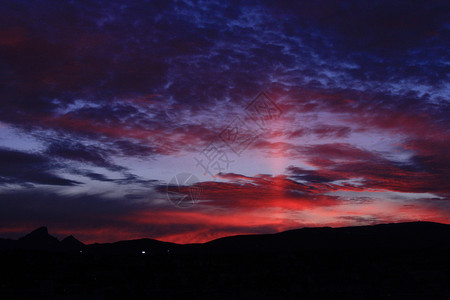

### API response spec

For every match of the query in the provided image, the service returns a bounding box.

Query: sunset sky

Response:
[0,0,449,244]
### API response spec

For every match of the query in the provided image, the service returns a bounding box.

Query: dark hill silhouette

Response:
[86,238,180,255]
[16,226,61,251]
[61,235,84,252]
[200,221,450,254]
[1,221,449,255]
[1,222,449,299]
[0,227,85,252]
[0,237,14,250]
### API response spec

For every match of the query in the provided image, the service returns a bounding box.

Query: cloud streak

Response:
[0,0,448,242]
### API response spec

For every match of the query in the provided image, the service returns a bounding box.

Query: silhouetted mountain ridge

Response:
[61,235,85,251]
[1,222,450,299]
[0,226,84,252]
[0,222,449,254]
[202,221,450,254]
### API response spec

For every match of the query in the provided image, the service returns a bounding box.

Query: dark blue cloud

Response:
[0,148,80,186]
[1,0,447,127]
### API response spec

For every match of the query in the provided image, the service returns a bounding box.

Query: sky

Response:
[0,0,449,244]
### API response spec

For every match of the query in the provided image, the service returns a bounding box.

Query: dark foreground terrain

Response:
[1,222,449,299]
